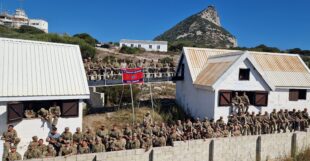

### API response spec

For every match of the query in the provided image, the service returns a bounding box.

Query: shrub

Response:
[17,25,45,34]
[120,46,145,54]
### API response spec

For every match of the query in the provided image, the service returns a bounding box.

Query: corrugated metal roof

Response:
[0,38,90,98]
[120,39,167,45]
[182,47,310,89]
[251,52,310,87]
[193,53,242,88]
[184,47,240,81]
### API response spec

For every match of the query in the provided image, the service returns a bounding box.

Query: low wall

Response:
[89,87,105,108]
[24,131,310,161]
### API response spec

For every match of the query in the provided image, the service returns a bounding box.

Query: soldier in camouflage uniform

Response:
[42,145,56,158]
[78,140,90,154]
[23,144,42,160]
[37,108,51,124]
[1,125,20,146]
[83,128,94,143]
[270,109,278,133]
[49,102,61,127]
[29,136,39,149]
[37,139,47,155]
[60,127,73,142]
[59,140,74,156]
[5,146,21,161]
[73,127,83,144]
[128,133,141,149]
[143,111,153,126]
[96,125,109,142]
[91,137,105,153]
[24,104,36,119]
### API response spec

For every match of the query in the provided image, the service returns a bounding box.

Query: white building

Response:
[0,9,48,33]
[0,38,89,154]
[120,39,168,52]
[175,47,310,121]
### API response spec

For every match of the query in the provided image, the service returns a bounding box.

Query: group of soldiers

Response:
[84,57,176,80]
[2,108,310,160]
[24,102,61,127]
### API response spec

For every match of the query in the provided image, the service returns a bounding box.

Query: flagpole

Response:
[150,83,154,118]
[130,84,135,125]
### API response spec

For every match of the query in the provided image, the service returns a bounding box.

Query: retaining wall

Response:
[24,131,310,161]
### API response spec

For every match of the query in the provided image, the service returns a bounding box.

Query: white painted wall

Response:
[176,57,215,120]
[28,19,48,33]
[214,59,270,121]
[0,100,84,155]
[214,59,310,121]
[120,42,168,52]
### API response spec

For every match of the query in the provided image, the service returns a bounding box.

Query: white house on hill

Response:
[175,47,310,121]
[120,39,168,52]
[0,38,90,154]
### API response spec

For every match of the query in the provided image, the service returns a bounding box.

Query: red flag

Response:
[122,68,144,84]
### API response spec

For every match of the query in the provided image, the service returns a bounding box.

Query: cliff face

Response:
[154,5,238,48]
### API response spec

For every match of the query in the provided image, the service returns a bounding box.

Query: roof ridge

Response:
[0,37,80,48]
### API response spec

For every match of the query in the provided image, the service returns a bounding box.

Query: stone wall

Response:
[24,131,310,161]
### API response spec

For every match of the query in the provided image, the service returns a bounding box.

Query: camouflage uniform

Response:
[6,146,21,161]
[42,145,57,158]
[23,145,42,160]
[1,127,20,146]
[49,104,61,126]
[59,144,74,156]
[73,128,84,143]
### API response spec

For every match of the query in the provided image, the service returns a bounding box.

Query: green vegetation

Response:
[0,25,97,58]
[73,33,99,47]
[119,46,145,54]
[231,45,310,68]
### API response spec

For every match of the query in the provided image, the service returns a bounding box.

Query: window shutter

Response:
[289,89,299,101]
[218,91,232,106]
[255,91,268,106]
[7,102,24,123]
[61,101,79,117]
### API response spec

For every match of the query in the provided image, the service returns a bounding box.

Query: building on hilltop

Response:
[0,38,89,154]
[120,39,168,52]
[0,9,48,33]
[174,47,310,121]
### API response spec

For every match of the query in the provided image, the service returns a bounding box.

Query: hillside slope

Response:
[154,6,237,48]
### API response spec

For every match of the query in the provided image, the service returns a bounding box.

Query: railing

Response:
[87,67,175,86]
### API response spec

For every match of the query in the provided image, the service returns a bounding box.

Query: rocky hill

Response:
[154,5,238,48]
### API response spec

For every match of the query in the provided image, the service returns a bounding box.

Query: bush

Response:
[73,33,99,47]
[17,25,45,34]
[120,46,145,54]
[0,26,97,58]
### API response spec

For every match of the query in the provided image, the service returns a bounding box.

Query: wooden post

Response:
[150,83,155,118]
[130,84,135,125]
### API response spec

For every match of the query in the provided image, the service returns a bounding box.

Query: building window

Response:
[138,44,141,48]
[289,89,307,101]
[218,91,268,107]
[239,69,250,80]
[157,45,160,50]
[131,44,134,47]
[149,45,152,49]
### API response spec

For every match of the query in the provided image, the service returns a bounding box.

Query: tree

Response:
[73,33,99,46]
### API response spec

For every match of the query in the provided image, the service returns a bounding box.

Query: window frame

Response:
[239,68,250,81]
[289,89,307,101]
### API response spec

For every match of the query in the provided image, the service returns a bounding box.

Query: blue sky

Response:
[1,0,310,50]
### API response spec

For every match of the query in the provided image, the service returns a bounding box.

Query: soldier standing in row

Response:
[49,102,61,127]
